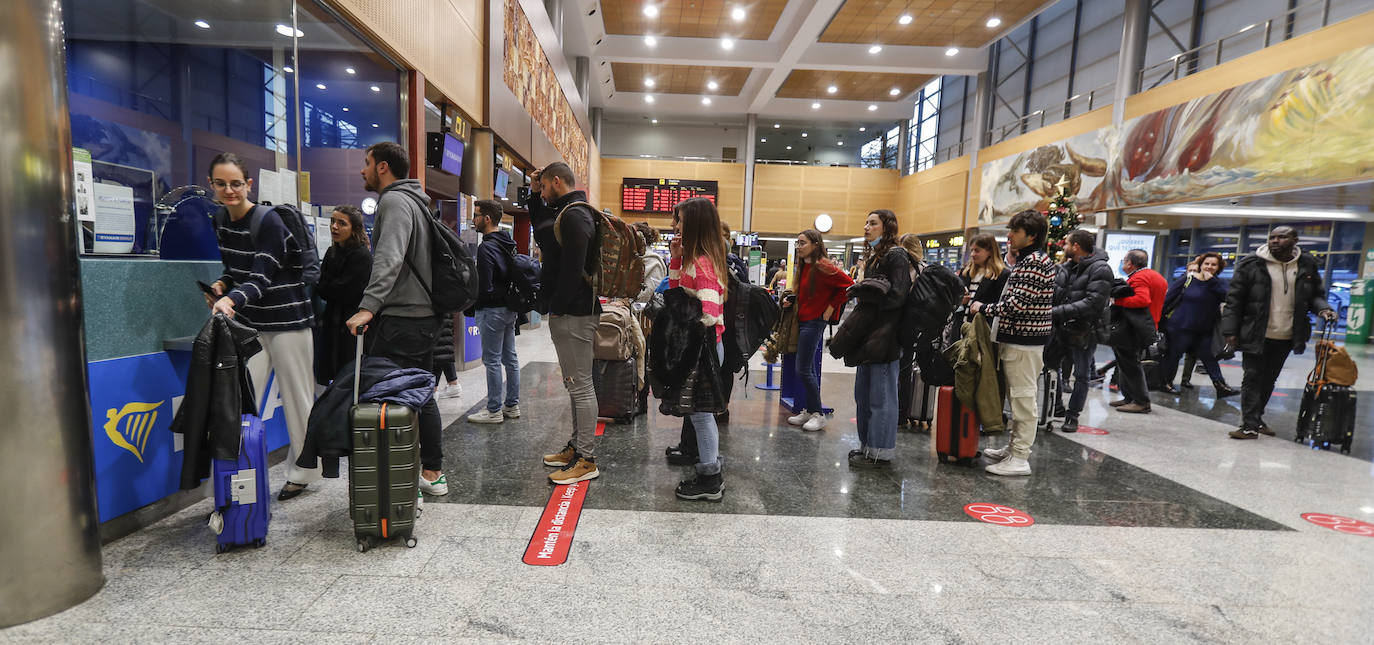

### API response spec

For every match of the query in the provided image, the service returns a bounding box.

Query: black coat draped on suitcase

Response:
[171,314,263,490]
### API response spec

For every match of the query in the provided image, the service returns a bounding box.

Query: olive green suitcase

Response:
[349,332,420,552]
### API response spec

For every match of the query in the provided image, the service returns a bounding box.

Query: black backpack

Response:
[722,270,781,374]
[504,247,542,314]
[214,202,321,284]
[397,194,478,315]
[900,255,964,350]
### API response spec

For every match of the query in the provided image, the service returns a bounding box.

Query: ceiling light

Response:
[345,67,356,74]
[773,123,780,128]
[282,65,294,73]
[371,123,379,128]
[341,107,349,112]
[801,132,808,137]
[889,87,901,96]
[945,47,959,56]
[645,94,655,103]
[786,145,793,150]
[867,104,878,111]
[644,78,655,88]
[707,80,719,90]
[827,85,838,94]
[645,35,658,47]
[811,102,821,109]
[859,126,866,132]
[986,17,1003,28]
[1164,205,1364,220]
[701,97,712,105]
[643,4,658,18]
[760,138,766,142]
[194,20,210,29]
[316,83,327,90]
[732,6,747,21]
[868,45,882,54]
[721,37,735,50]
[898,14,913,25]
[370,85,380,92]
[651,118,658,123]
[1136,219,1148,225]
[837,141,844,146]
[275,24,303,38]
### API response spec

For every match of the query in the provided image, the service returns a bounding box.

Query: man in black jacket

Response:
[1221,226,1336,440]
[530,162,602,484]
[1050,230,1113,433]
[467,199,523,425]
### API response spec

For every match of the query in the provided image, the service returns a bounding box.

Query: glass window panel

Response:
[1168,229,1192,256]
[1333,222,1365,252]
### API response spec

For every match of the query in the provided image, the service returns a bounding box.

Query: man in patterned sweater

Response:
[969,210,1057,476]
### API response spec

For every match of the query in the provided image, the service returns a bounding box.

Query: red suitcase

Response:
[935,386,980,465]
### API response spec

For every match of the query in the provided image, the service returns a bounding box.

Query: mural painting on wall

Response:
[502,0,589,184]
[980,45,1374,223]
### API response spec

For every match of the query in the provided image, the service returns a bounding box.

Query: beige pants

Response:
[998,343,1044,459]
[246,328,321,485]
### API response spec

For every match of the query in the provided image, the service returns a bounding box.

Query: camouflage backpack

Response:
[554,202,646,299]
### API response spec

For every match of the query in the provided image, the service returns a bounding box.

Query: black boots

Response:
[675,471,723,501]
[1213,378,1239,398]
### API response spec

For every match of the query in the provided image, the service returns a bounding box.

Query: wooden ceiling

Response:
[612,62,753,96]
[819,0,1046,48]
[776,70,936,101]
[600,0,788,40]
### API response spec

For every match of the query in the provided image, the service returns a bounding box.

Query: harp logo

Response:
[102,400,164,463]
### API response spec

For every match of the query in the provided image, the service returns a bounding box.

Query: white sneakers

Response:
[986,456,1032,476]
[437,382,463,399]
[503,405,522,419]
[983,445,1010,463]
[419,473,449,496]
[467,409,504,424]
[802,412,827,432]
[787,411,811,426]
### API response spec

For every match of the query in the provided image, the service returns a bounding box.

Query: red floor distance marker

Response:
[1076,426,1109,435]
[522,481,590,565]
[595,421,605,437]
[964,503,1035,527]
[1300,513,1374,537]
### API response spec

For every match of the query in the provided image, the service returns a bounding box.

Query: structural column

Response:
[464,127,496,199]
[0,0,105,627]
[742,113,757,231]
[1113,0,1151,125]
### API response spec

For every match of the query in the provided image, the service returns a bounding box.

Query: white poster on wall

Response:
[92,183,136,254]
[279,168,298,207]
[257,168,280,206]
[73,147,96,222]
[314,216,331,257]
[1104,232,1158,278]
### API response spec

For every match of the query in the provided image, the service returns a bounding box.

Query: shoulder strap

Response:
[246,204,271,241]
[553,201,598,246]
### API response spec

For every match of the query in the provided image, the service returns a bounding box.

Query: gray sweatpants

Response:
[548,314,599,457]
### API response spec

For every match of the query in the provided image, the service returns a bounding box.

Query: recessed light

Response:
[644,94,655,103]
[721,37,735,50]
[345,67,356,74]
[644,78,655,88]
[811,102,821,109]
[275,24,303,38]
[371,123,379,128]
[898,14,913,25]
[868,44,882,54]
[707,80,719,90]
[945,47,959,56]
[370,85,381,92]
[889,87,901,96]
[986,17,1003,28]
[701,97,712,105]
[827,85,838,94]
[731,6,747,21]
[651,118,658,123]
[859,127,866,132]
[801,132,808,137]
[341,107,349,112]
[194,20,210,29]
[837,141,844,146]
[1136,219,1148,224]
[282,65,294,73]
[786,145,792,150]
[773,123,780,128]
[645,35,657,47]
[643,5,658,18]
[867,104,878,111]
[316,83,327,90]
[760,138,766,142]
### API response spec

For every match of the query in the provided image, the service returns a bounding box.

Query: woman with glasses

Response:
[205,153,320,501]
[314,205,372,386]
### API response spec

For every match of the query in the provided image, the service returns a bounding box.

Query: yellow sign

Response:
[102,401,163,463]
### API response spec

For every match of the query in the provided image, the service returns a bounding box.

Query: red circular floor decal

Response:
[964,503,1035,527]
[1301,513,1374,537]
[1077,426,1109,435]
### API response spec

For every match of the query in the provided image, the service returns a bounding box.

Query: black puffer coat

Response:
[1220,247,1330,355]
[1051,248,1113,348]
[315,243,371,384]
[433,314,456,366]
[830,247,911,366]
[649,287,727,416]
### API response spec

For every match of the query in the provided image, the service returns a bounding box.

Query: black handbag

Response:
[1108,305,1156,350]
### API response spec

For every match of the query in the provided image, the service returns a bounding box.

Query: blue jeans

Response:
[796,319,826,413]
[1064,343,1095,418]
[477,307,520,412]
[855,359,900,460]
[688,341,725,475]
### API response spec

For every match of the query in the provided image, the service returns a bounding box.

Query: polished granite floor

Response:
[6,331,1374,643]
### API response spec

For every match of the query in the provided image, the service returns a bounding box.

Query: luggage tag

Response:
[207,510,225,535]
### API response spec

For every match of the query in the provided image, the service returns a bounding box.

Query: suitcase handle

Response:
[353,326,367,406]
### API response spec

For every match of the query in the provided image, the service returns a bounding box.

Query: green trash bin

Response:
[1347,279,1373,345]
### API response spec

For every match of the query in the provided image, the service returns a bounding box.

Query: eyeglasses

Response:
[211,180,248,191]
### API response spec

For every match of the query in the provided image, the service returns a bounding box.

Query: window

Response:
[908,77,942,173]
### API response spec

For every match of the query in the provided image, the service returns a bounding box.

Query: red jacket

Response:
[796,260,854,322]
[1116,268,1168,324]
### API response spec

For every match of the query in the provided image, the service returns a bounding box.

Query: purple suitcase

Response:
[211,415,271,553]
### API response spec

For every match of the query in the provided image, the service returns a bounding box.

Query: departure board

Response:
[620,178,718,213]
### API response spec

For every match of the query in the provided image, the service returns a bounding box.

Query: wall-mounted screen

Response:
[427,132,465,177]
[620,178,718,213]
[494,169,509,198]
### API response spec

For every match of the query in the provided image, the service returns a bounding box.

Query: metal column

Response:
[0,0,105,627]
[544,0,564,44]
[1113,0,1151,125]
[742,113,757,231]
[463,128,496,199]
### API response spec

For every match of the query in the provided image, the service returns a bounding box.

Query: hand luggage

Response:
[349,331,420,552]
[593,357,641,423]
[1036,367,1060,432]
[907,368,937,429]
[210,415,270,553]
[934,386,980,466]
[1296,324,1357,454]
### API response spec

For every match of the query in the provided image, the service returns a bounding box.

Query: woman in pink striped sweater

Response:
[666,197,730,501]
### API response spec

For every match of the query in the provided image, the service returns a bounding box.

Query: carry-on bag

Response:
[1036,367,1060,432]
[934,385,980,465]
[907,368,937,429]
[1296,324,1357,454]
[349,330,420,551]
[210,415,270,553]
[593,357,641,423]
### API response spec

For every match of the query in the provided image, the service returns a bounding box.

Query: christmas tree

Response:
[1044,175,1082,261]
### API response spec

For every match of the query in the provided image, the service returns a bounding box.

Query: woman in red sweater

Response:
[784,229,854,431]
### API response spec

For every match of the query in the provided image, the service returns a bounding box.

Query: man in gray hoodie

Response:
[346,141,448,495]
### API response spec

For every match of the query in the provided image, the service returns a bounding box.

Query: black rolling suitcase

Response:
[349,331,421,552]
[1037,367,1060,432]
[907,368,937,429]
[1296,325,1357,454]
[593,357,641,423]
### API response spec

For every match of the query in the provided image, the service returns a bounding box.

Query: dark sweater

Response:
[1164,274,1229,333]
[476,229,517,310]
[530,190,600,316]
[216,206,313,331]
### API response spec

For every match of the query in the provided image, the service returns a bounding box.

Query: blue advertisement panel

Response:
[88,352,288,522]
[463,315,482,362]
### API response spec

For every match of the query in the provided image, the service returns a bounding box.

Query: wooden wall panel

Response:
[750,165,899,236]
[897,155,970,235]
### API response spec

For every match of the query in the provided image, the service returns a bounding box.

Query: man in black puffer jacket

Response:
[1050,230,1113,432]
[1220,226,1336,440]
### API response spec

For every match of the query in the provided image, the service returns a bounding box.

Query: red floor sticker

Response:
[595,421,605,436]
[1077,426,1109,435]
[1301,513,1374,537]
[964,503,1035,527]
[523,481,590,565]
[1271,392,1289,397]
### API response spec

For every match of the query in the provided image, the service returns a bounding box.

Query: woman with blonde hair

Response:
[959,233,1009,321]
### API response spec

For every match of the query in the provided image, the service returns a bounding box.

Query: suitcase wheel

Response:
[216,544,228,555]
[405,535,418,549]
[253,538,266,549]
[356,538,371,553]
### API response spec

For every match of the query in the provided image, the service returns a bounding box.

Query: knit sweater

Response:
[216,206,313,331]
[669,254,725,342]
[796,260,854,322]
[980,246,1055,345]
